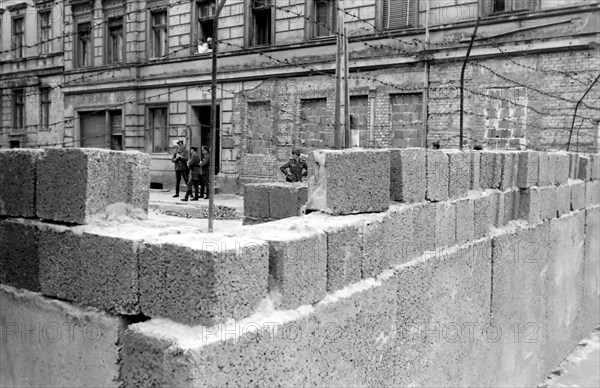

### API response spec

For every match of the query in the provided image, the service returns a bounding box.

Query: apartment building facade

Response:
[1,0,598,193]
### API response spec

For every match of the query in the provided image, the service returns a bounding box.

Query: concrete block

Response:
[556,184,572,216]
[519,187,541,225]
[36,148,151,224]
[470,151,481,190]
[590,153,600,180]
[434,201,456,249]
[446,150,470,199]
[473,191,497,239]
[583,207,600,333]
[389,148,426,203]
[578,155,591,181]
[479,151,501,190]
[571,181,586,211]
[297,185,308,213]
[489,223,550,386]
[395,240,492,386]
[247,219,327,309]
[568,152,579,180]
[585,180,600,207]
[302,212,365,292]
[501,189,520,226]
[269,183,302,220]
[499,152,519,191]
[537,152,551,187]
[426,150,449,202]
[412,202,436,256]
[550,152,570,186]
[39,224,141,315]
[0,219,41,292]
[243,183,270,220]
[0,285,125,388]
[539,186,558,221]
[517,150,539,188]
[455,198,475,244]
[544,212,586,372]
[307,149,390,215]
[139,234,269,325]
[0,149,43,218]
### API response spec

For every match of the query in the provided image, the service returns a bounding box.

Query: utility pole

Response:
[208,0,227,233]
[334,0,348,149]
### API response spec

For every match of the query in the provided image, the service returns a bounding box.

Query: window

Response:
[39,11,52,55]
[12,16,24,59]
[13,90,25,129]
[382,0,416,30]
[40,88,50,129]
[313,0,336,37]
[487,0,537,14]
[250,0,272,46]
[77,22,92,67]
[148,107,168,153]
[390,93,423,148]
[106,17,124,63]
[197,0,215,52]
[150,9,168,58]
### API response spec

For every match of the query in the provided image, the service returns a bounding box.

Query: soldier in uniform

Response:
[280,148,307,182]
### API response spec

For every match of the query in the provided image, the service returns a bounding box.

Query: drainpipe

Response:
[459,17,480,150]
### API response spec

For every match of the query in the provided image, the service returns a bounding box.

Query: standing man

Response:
[280,148,307,182]
[171,140,189,198]
[199,146,210,199]
[182,145,201,201]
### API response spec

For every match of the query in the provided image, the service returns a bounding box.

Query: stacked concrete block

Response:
[571,181,586,211]
[0,149,43,218]
[446,150,470,199]
[0,285,125,388]
[550,152,570,186]
[38,224,141,315]
[499,152,519,191]
[539,186,558,221]
[412,202,436,255]
[425,150,449,201]
[519,187,542,225]
[470,151,481,190]
[556,184,572,216]
[36,148,150,224]
[269,183,307,220]
[585,180,600,207]
[578,155,592,181]
[473,191,497,239]
[455,198,475,244]
[537,152,552,187]
[590,153,600,180]
[517,150,539,188]
[434,201,456,249]
[307,149,390,215]
[568,152,579,180]
[395,240,493,386]
[544,212,586,372]
[489,224,550,386]
[139,233,269,325]
[389,148,426,203]
[502,190,521,226]
[246,218,327,309]
[583,207,600,333]
[243,183,270,224]
[479,151,502,189]
[0,219,41,291]
[303,212,364,292]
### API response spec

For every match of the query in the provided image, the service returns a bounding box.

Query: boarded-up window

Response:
[390,93,423,148]
[300,98,329,148]
[110,111,123,150]
[247,101,272,155]
[382,0,416,30]
[349,96,369,148]
[81,113,106,148]
[484,87,527,147]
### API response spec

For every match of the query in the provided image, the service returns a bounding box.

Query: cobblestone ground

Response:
[539,328,600,388]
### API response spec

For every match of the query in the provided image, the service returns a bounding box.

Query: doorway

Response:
[190,105,220,169]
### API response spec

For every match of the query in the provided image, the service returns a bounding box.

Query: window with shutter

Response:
[382,0,416,30]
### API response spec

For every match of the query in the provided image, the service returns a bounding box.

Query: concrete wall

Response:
[1,147,599,386]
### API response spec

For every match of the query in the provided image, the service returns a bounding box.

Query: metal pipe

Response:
[460,17,480,150]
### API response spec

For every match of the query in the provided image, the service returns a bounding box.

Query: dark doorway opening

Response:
[191,105,220,171]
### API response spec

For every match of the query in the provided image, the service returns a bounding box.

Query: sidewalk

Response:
[149,188,244,220]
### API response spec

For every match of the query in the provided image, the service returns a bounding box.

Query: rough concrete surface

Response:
[578,155,591,181]
[540,186,558,221]
[0,149,43,218]
[479,151,501,190]
[446,150,470,199]
[470,151,481,190]
[583,207,600,332]
[489,223,550,387]
[474,191,497,239]
[243,184,270,220]
[585,180,600,207]
[499,152,518,191]
[551,153,570,186]
[455,198,475,244]
[0,285,125,388]
[517,150,539,188]
[426,149,449,201]
[538,152,552,187]
[268,183,304,220]
[557,184,572,216]
[307,149,390,215]
[0,219,41,291]
[589,153,600,180]
[434,201,456,249]
[39,224,141,315]
[571,181,586,211]
[519,187,542,225]
[139,233,269,325]
[413,202,436,254]
[568,152,579,180]
[389,148,426,203]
